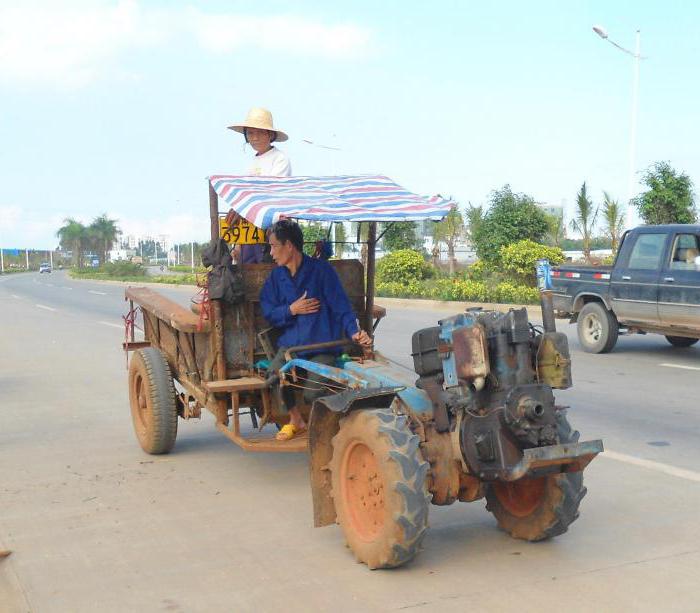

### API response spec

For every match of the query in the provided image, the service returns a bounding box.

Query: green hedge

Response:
[376,249,434,283]
[376,278,539,304]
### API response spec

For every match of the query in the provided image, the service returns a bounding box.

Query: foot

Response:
[275,423,306,441]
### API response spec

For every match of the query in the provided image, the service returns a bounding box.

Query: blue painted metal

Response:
[435,312,479,388]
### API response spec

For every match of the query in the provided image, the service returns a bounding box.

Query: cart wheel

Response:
[128,348,178,454]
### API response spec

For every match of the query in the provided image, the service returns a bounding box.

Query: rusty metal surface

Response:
[536,332,572,390]
[451,323,490,381]
[505,439,604,481]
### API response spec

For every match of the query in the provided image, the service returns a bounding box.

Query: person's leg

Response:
[269,347,307,438]
[302,353,338,409]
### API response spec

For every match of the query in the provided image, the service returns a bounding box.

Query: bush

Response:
[464,259,487,281]
[376,249,434,284]
[375,278,539,304]
[498,240,564,286]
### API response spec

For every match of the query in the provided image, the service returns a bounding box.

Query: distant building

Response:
[538,203,564,220]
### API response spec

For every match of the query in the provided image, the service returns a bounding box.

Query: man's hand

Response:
[290,291,320,316]
[352,329,373,348]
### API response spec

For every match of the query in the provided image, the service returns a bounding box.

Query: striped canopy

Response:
[209,175,455,229]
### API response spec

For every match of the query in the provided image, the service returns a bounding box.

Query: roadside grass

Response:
[70,263,198,286]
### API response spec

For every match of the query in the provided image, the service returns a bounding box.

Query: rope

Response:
[122,305,141,370]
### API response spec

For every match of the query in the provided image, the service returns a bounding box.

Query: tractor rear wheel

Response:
[484,414,587,541]
[128,348,178,454]
[329,408,430,569]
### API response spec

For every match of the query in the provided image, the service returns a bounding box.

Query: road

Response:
[1,271,699,612]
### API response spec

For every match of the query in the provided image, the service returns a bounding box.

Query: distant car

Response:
[39,263,52,273]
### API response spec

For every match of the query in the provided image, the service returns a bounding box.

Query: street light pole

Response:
[593,26,644,230]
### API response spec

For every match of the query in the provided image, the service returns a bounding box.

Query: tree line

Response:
[56,215,119,268]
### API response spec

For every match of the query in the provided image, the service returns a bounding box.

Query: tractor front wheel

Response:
[329,408,430,569]
[484,414,587,541]
[128,347,178,454]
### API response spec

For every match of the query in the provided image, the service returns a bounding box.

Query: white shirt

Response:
[248,146,292,177]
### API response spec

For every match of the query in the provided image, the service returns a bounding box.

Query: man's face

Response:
[246,128,273,154]
[269,233,295,267]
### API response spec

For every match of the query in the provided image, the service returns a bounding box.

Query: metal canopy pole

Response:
[364,222,377,335]
[209,184,219,242]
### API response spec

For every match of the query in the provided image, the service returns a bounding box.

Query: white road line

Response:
[35,304,57,312]
[603,450,700,483]
[62,286,73,290]
[88,290,107,296]
[98,321,123,329]
[660,362,700,372]
[46,283,55,287]
[11,294,20,299]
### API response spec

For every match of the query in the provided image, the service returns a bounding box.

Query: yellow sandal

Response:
[276,423,305,441]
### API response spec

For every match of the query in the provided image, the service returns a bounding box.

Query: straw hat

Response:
[227,107,288,142]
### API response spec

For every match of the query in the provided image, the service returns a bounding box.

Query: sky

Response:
[2,0,700,249]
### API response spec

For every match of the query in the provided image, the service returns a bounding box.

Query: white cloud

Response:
[0,204,68,248]
[0,1,371,87]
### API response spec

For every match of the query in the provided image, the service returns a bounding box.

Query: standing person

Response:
[226,108,291,263]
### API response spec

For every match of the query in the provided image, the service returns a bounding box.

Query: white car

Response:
[39,263,52,273]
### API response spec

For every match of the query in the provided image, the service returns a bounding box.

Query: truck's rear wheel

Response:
[128,348,178,454]
[665,335,699,348]
[484,414,587,541]
[577,302,618,353]
[329,409,430,569]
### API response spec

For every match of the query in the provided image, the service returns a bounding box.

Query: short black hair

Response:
[268,219,304,253]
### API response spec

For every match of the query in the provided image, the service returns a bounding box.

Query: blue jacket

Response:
[260,255,360,352]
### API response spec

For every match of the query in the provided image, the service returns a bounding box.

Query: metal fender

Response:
[308,387,401,528]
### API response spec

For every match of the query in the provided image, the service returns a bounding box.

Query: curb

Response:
[374,296,543,317]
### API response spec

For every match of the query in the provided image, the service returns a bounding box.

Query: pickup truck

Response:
[552,224,700,353]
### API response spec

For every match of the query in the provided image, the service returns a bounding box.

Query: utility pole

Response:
[191,242,195,273]
[49,250,53,268]
[26,249,29,270]
[1,248,4,274]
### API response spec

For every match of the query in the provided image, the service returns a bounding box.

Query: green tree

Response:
[470,185,549,265]
[633,161,697,224]
[334,222,347,259]
[89,214,120,265]
[300,222,328,256]
[601,191,625,254]
[381,221,421,252]
[432,206,464,275]
[544,212,565,247]
[569,182,599,263]
[56,218,87,267]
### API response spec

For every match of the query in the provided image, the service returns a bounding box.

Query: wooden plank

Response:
[125,286,209,333]
[204,377,267,393]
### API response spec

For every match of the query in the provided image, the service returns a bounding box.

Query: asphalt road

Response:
[1,271,699,612]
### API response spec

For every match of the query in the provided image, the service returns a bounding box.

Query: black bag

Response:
[201,238,245,304]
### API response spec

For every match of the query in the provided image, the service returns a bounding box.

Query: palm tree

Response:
[544,212,565,247]
[601,191,625,255]
[569,182,599,262]
[56,218,87,268]
[89,214,120,265]
[432,206,464,275]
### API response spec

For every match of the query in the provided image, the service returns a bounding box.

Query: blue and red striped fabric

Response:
[208,175,455,229]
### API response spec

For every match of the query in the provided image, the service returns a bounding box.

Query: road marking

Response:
[62,286,73,290]
[46,283,55,287]
[88,290,107,296]
[35,304,57,312]
[98,321,123,329]
[11,294,20,299]
[660,362,700,372]
[603,450,700,483]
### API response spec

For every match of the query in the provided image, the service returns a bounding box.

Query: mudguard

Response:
[308,387,401,527]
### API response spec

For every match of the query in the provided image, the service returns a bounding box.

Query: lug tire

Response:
[484,413,587,541]
[665,335,698,348]
[577,302,618,353]
[329,408,431,569]
[128,348,178,454]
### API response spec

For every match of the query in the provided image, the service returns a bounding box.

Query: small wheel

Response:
[577,302,618,353]
[329,408,430,569]
[485,413,587,541]
[665,335,698,348]
[128,348,178,454]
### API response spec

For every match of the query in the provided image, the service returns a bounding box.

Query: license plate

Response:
[219,217,266,245]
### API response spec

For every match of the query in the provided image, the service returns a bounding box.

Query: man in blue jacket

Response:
[261,219,372,440]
